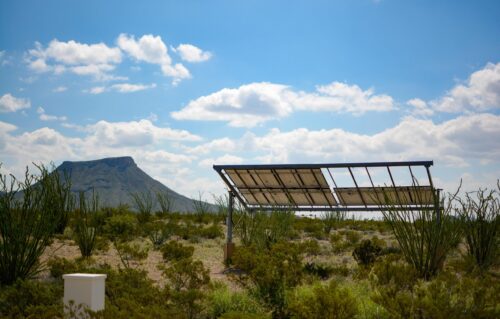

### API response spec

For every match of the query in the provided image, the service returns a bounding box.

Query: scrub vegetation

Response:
[0,165,499,318]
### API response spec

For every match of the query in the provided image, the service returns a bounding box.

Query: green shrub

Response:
[331,240,352,253]
[103,213,138,242]
[114,241,150,269]
[163,257,211,319]
[47,257,79,279]
[299,239,321,256]
[331,264,351,277]
[144,220,173,249]
[287,281,359,319]
[353,239,382,267]
[0,279,63,318]
[220,312,270,319]
[200,223,224,239]
[344,230,362,245]
[232,242,303,318]
[330,232,343,243]
[161,240,195,262]
[206,282,267,318]
[371,257,500,319]
[0,164,73,285]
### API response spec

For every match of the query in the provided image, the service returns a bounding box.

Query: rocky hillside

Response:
[56,156,215,212]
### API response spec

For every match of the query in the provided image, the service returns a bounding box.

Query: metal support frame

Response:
[227,191,234,244]
[214,160,436,213]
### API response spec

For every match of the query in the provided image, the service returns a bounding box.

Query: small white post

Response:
[63,273,107,316]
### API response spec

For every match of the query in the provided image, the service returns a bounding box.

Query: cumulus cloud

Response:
[198,154,243,168]
[37,107,67,122]
[171,82,394,127]
[0,93,31,112]
[110,83,157,93]
[174,44,212,62]
[407,98,434,117]
[28,39,123,81]
[86,83,157,94]
[0,118,201,196]
[186,113,500,168]
[85,119,201,147]
[117,34,191,84]
[431,62,500,112]
[26,35,209,84]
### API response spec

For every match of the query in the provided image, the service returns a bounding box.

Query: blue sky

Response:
[1,0,499,200]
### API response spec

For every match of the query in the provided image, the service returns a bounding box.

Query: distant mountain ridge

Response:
[56,156,214,212]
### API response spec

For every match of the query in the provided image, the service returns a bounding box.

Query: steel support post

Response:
[224,191,235,262]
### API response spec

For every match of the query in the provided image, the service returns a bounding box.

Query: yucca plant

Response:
[73,190,99,258]
[379,186,462,280]
[0,164,73,285]
[456,183,499,271]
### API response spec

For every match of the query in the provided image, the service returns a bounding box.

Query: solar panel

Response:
[224,168,337,207]
[335,186,434,206]
[214,161,437,211]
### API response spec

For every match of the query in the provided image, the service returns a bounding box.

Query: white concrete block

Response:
[63,273,107,315]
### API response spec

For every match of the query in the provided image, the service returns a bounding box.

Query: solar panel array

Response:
[221,167,435,209]
[225,168,337,207]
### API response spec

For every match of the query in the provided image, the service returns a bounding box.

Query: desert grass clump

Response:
[0,164,73,285]
[380,189,462,280]
[456,184,500,271]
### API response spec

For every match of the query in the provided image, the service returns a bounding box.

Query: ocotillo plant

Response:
[456,183,499,270]
[379,185,462,280]
[0,164,72,285]
[73,190,99,258]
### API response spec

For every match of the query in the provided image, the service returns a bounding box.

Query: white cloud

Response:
[28,39,123,81]
[431,62,500,112]
[89,86,106,94]
[171,81,394,127]
[189,113,500,168]
[86,83,157,94]
[35,39,121,65]
[407,98,434,117]
[110,83,157,93]
[0,93,31,112]
[37,107,67,122]
[199,154,243,168]
[0,121,17,133]
[53,86,67,93]
[174,44,212,63]
[117,33,191,83]
[184,137,237,155]
[0,119,200,194]
[85,119,201,147]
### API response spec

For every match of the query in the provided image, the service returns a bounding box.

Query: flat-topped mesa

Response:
[53,156,216,212]
[59,156,136,172]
